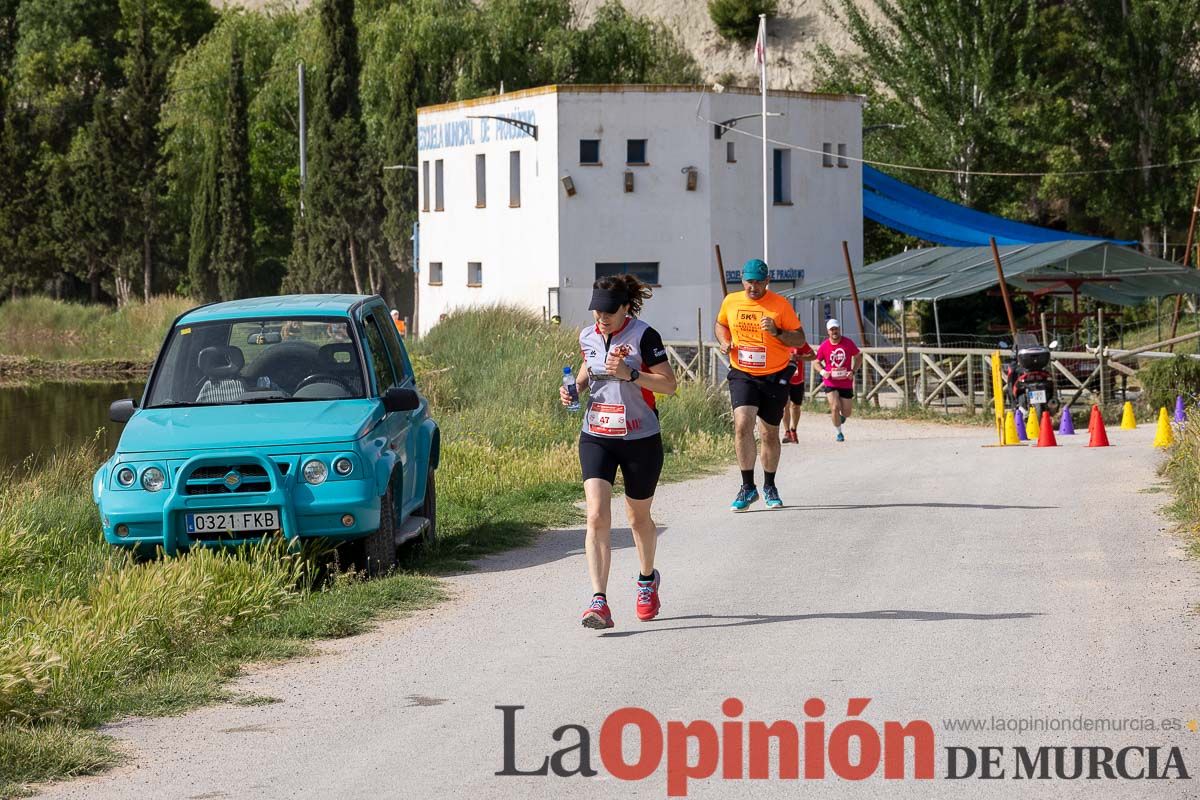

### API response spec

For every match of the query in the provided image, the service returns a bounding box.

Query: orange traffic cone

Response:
[1036,411,1058,447]
[1088,406,1110,447]
[1088,405,1098,434]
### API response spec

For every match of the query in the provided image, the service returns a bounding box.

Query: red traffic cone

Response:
[1088,407,1110,447]
[1088,404,1099,434]
[1036,411,1058,447]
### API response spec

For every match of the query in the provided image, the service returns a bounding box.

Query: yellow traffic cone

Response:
[1153,406,1174,448]
[1120,401,1137,430]
[1025,408,1039,439]
[1004,410,1021,444]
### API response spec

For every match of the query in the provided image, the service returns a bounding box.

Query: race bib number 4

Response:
[736,345,768,369]
[587,402,628,437]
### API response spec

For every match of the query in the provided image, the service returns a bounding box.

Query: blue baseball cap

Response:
[742,258,768,281]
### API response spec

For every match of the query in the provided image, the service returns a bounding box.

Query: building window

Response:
[837,143,849,168]
[428,261,443,285]
[595,262,659,285]
[434,159,444,211]
[626,139,647,165]
[509,151,521,207]
[468,261,483,286]
[580,139,601,164]
[726,141,736,163]
[773,148,792,204]
[475,154,486,207]
[822,142,834,168]
[421,161,430,211]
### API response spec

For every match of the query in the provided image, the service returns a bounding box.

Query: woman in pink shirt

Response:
[815,319,861,442]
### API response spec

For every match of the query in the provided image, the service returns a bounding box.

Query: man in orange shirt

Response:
[715,258,809,511]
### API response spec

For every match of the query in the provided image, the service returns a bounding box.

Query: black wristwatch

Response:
[628,369,640,383]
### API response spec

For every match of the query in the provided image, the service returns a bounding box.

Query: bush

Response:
[1138,354,1200,411]
[708,0,778,42]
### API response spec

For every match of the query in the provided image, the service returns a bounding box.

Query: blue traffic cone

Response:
[1015,408,1028,441]
[1058,408,1075,435]
[1175,395,1186,424]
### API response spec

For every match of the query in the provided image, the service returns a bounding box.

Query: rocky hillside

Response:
[216,0,877,91]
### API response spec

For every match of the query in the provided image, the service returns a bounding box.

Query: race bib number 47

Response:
[587,403,628,437]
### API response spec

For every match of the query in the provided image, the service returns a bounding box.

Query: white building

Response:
[415,84,862,339]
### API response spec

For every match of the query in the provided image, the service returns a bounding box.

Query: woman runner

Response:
[560,274,678,630]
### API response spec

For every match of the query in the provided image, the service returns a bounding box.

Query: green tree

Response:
[213,35,253,300]
[708,0,777,42]
[163,7,305,300]
[817,0,1040,208]
[1047,2,1200,252]
[286,0,383,295]
[187,128,220,301]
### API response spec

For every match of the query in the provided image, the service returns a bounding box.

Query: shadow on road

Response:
[745,502,1058,512]
[440,526,660,577]
[600,609,1044,638]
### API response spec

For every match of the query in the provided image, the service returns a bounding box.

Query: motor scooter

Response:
[1000,333,1060,423]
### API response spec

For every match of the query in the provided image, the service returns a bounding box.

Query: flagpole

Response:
[759,14,769,265]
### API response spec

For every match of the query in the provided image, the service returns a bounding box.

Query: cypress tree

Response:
[286,0,377,294]
[187,139,219,302]
[213,35,252,301]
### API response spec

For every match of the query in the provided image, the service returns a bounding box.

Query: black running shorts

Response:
[578,432,664,500]
[788,382,806,405]
[823,386,854,399]
[727,366,791,427]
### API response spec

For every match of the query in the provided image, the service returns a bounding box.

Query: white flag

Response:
[754,18,766,68]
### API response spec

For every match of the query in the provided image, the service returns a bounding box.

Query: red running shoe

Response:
[581,596,614,629]
[636,570,661,621]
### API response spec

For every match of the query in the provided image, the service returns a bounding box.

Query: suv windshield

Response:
[145,318,364,408]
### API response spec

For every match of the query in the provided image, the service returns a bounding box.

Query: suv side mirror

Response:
[110,399,136,423]
[382,387,420,413]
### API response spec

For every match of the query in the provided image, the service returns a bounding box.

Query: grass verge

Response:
[0,297,190,364]
[1159,416,1200,563]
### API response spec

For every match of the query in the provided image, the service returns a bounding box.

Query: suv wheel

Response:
[359,482,398,576]
[420,470,437,548]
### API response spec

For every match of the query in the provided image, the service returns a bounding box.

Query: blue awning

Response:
[863,166,1134,246]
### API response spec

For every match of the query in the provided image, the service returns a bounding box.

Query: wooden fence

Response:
[663,333,1200,415]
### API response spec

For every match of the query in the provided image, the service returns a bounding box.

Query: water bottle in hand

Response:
[562,366,580,412]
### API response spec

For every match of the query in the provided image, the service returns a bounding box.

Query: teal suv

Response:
[94,295,439,572]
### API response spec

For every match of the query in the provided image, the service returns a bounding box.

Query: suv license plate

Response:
[1028,390,1047,404]
[187,509,279,534]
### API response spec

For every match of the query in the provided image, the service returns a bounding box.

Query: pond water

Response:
[0,380,144,470]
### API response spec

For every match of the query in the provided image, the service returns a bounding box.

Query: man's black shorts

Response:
[823,386,854,399]
[728,366,792,426]
[579,432,664,500]
[788,382,806,405]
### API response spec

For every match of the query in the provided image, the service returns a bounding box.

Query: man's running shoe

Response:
[763,485,783,509]
[731,485,759,512]
[635,570,661,621]
[836,432,845,442]
[581,596,614,629]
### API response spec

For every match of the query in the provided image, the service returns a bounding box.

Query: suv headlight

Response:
[333,457,354,476]
[303,459,328,485]
[116,467,136,487]
[141,467,165,492]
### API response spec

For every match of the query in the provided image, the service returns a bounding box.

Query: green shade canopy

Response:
[784,241,1200,305]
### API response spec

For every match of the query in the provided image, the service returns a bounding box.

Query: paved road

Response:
[37,417,1200,799]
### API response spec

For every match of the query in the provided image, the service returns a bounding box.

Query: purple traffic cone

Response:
[1175,395,1187,424]
[1058,408,1075,435]
[1015,408,1028,441]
